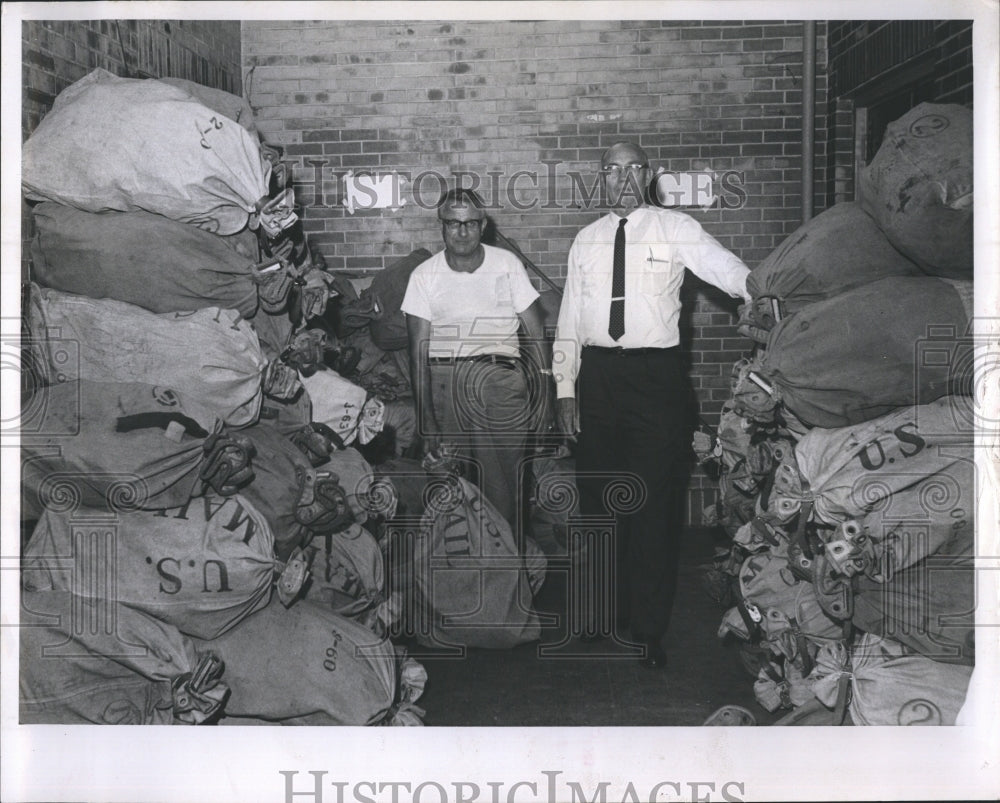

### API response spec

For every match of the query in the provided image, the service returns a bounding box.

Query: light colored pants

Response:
[429,361,531,530]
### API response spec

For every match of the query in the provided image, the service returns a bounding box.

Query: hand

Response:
[737,300,776,345]
[557,397,579,442]
[535,381,555,436]
[421,441,462,477]
[420,424,442,458]
[692,429,715,463]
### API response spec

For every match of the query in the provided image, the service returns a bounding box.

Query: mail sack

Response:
[743,202,920,338]
[528,447,578,554]
[23,494,276,640]
[238,424,354,560]
[325,446,391,523]
[28,284,266,428]
[376,457,435,520]
[750,276,971,428]
[309,523,396,635]
[237,423,319,557]
[785,397,975,580]
[848,633,972,725]
[859,103,973,279]
[30,203,259,318]
[853,547,975,666]
[258,389,313,437]
[191,597,424,725]
[156,76,258,136]
[368,249,433,350]
[753,658,815,713]
[19,589,228,725]
[716,405,755,471]
[22,69,270,235]
[736,552,843,649]
[405,476,543,649]
[21,380,219,517]
[300,368,371,445]
[381,400,418,454]
[249,307,296,362]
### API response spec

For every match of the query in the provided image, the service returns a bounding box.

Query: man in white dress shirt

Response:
[554,142,751,669]
[402,188,552,531]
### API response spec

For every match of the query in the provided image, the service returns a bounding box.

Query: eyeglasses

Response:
[440,218,484,233]
[600,164,649,176]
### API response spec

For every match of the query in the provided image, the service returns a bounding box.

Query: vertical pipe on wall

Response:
[802,20,816,223]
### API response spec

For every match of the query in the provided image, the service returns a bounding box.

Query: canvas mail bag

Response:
[31,203,260,318]
[19,589,228,725]
[308,523,395,635]
[238,424,356,560]
[157,76,258,137]
[29,284,266,428]
[848,633,972,725]
[301,368,371,445]
[367,249,433,350]
[781,396,975,579]
[860,102,973,279]
[852,543,975,666]
[741,276,971,428]
[742,202,920,340]
[190,597,424,725]
[406,477,543,649]
[24,494,277,640]
[22,69,270,235]
[21,380,223,516]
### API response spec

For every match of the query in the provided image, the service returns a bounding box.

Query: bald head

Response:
[601,141,650,170]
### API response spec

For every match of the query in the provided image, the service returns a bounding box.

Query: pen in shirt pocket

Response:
[647,247,669,264]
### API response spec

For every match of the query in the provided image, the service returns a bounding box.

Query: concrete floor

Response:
[409,526,778,727]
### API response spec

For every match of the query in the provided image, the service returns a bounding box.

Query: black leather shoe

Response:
[639,641,667,670]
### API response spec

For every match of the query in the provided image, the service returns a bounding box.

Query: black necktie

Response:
[608,217,627,341]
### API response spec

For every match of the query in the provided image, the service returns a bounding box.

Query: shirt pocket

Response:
[495,274,513,306]
[638,254,672,297]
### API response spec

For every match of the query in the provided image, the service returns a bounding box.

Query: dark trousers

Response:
[575,347,688,643]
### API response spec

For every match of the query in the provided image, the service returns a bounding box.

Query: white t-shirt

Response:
[400,244,539,359]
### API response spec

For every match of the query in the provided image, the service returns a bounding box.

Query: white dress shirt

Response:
[553,206,751,398]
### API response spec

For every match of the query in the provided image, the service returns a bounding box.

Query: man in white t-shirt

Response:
[401,188,553,530]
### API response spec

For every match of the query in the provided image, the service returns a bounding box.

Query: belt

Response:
[583,345,677,357]
[428,354,522,369]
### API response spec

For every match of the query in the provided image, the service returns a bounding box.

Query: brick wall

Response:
[824,20,972,204]
[21,20,242,275]
[22,20,242,140]
[243,19,828,524]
